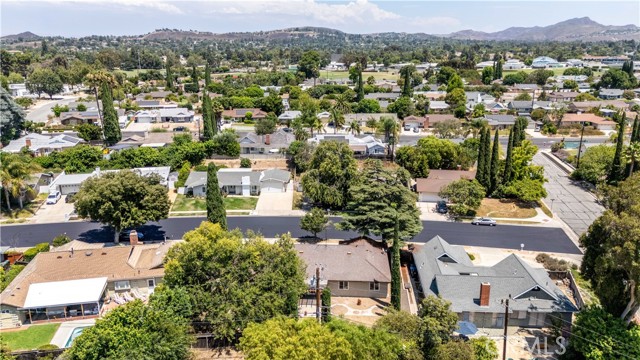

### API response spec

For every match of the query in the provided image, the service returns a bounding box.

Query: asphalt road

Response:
[398,134,609,148]
[0,216,581,254]
[25,96,77,123]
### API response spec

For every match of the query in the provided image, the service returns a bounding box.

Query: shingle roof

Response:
[416,170,476,193]
[260,169,290,183]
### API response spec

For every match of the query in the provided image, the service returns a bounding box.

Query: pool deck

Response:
[50,319,95,348]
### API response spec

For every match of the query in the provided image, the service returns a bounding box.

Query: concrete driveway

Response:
[33,195,76,223]
[253,182,295,215]
[417,202,449,221]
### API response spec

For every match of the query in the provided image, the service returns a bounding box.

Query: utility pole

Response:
[315,266,322,323]
[502,298,510,360]
[576,124,586,169]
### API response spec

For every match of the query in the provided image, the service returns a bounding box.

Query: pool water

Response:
[64,326,89,347]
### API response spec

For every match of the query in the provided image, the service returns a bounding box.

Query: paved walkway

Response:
[533,152,604,236]
[50,319,95,348]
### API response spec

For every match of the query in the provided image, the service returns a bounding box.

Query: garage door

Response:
[419,192,442,202]
[261,181,283,193]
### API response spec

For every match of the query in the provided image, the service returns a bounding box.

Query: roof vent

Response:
[101,252,107,255]
[57,255,63,259]
[85,251,92,256]
[347,252,352,255]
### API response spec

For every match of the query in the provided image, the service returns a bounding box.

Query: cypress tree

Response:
[101,83,121,146]
[632,115,640,143]
[321,287,331,322]
[481,127,492,188]
[191,65,198,84]
[489,129,500,193]
[165,62,173,91]
[390,212,401,311]
[608,111,626,184]
[402,66,412,97]
[204,64,211,87]
[475,128,487,184]
[201,91,214,140]
[206,163,227,230]
[503,127,514,184]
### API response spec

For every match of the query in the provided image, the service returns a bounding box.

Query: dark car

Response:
[436,201,448,214]
[120,229,145,241]
[173,126,187,132]
[282,127,292,133]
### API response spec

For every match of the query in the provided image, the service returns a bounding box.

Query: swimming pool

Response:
[64,326,89,348]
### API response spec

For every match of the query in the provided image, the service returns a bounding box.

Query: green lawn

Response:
[1,323,60,351]
[171,194,258,212]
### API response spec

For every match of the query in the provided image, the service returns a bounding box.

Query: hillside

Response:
[142,27,346,41]
[1,31,40,42]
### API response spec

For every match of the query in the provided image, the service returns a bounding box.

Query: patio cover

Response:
[21,277,108,309]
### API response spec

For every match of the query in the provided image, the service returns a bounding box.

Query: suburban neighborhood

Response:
[1,2,640,360]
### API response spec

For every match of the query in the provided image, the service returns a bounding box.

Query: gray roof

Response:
[599,89,624,96]
[514,84,540,90]
[485,114,516,124]
[364,92,400,100]
[158,108,193,117]
[260,169,290,183]
[413,236,578,314]
[184,171,207,188]
[238,130,295,148]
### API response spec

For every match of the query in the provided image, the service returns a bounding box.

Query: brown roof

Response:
[426,114,456,123]
[562,113,616,125]
[294,238,391,283]
[404,115,427,125]
[0,242,178,308]
[221,108,268,119]
[416,170,477,193]
[570,100,628,110]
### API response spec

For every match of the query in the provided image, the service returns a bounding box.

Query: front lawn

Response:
[476,198,537,219]
[171,195,258,212]
[2,323,60,351]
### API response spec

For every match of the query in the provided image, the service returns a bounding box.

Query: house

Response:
[0,240,177,324]
[569,100,628,113]
[485,102,508,113]
[531,56,562,69]
[183,168,291,197]
[159,108,194,122]
[475,61,494,69]
[2,133,83,156]
[503,59,525,70]
[278,110,302,123]
[308,134,386,156]
[344,113,398,127]
[413,236,578,330]
[222,108,268,122]
[59,111,100,126]
[316,111,331,122]
[507,101,551,113]
[416,170,477,202]
[134,110,161,123]
[429,101,450,113]
[548,92,580,102]
[512,84,540,93]
[50,167,172,195]
[425,114,457,128]
[136,100,161,109]
[599,89,624,100]
[560,113,618,131]
[239,130,295,154]
[67,101,101,112]
[484,114,517,129]
[364,92,401,102]
[295,238,390,298]
[8,83,30,97]
[136,91,172,100]
[403,115,427,129]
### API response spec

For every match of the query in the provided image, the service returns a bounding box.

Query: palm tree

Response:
[0,153,41,211]
[330,108,345,134]
[313,118,326,135]
[377,117,399,159]
[211,100,224,133]
[624,142,640,177]
[347,121,361,135]
[84,70,117,124]
[333,93,352,114]
[464,118,488,139]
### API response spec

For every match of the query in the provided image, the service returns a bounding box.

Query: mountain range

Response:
[3,17,639,42]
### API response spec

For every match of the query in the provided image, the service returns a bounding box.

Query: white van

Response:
[46,191,61,205]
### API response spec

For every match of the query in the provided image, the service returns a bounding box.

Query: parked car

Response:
[436,201,448,214]
[173,126,187,132]
[268,148,280,154]
[46,191,61,205]
[471,217,497,226]
[404,125,411,131]
[120,229,145,241]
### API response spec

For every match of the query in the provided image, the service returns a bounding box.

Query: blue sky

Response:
[1,1,638,37]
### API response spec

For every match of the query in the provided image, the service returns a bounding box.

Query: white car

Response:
[268,148,280,154]
[46,191,62,205]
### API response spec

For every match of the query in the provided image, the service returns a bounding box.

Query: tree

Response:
[387,96,415,119]
[530,108,545,121]
[433,119,462,139]
[74,171,170,242]
[208,130,240,157]
[288,140,314,173]
[349,63,365,101]
[346,120,361,135]
[354,98,381,113]
[204,63,211,87]
[444,88,466,107]
[255,114,277,135]
[206,163,226,230]
[374,310,424,359]
[575,92,598,102]
[101,83,121,146]
[75,123,102,141]
[299,50,322,82]
[163,223,307,341]
[65,300,192,360]
[489,129,500,193]
[471,337,499,360]
[26,68,63,99]
[439,179,486,216]
[419,296,459,353]
[377,116,399,159]
[321,287,332,322]
[52,234,71,247]
[571,144,616,184]
[623,142,640,178]
[503,127,514,183]
[481,66,494,85]
[23,242,50,262]
[599,68,635,89]
[395,136,473,178]
[14,97,33,109]
[329,108,345,134]
[341,160,422,241]
[165,61,173,91]
[401,65,416,97]
[0,152,40,210]
[34,144,103,173]
[493,54,503,80]
[632,115,640,143]
[434,340,475,360]
[201,91,214,140]
[479,127,491,188]
[301,141,358,209]
[514,92,532,101]
[300,207,329,237]
[608,112,626,184]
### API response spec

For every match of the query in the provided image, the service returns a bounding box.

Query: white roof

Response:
[2,133,82,153]
[22,277,107,309]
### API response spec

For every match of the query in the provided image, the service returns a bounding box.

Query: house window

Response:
[339,281,349,290]
[114,280,130,290]
[147,279,156,288]
[369,281,380,291]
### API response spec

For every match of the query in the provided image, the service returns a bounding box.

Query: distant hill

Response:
[142,27,347,41]
[445,17,640,41]
[1,31,41,42]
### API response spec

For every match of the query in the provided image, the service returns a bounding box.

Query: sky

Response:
[1,0,639,37]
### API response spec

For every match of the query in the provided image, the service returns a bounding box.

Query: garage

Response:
[418,192,442,202]
[259,169,291,193]
[261,180,285,193]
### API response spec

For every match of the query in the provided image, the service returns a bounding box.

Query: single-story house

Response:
[569,100,628,112]
[278,111,302,123]
[50,166,172,195]
[599,89,624,100]
[344,113,398,127]
[548,92,580,103]
[364,92,401,102]
[316,111,331,122]
[403,115,427,129]
[0,240,177,324]
[484,114,517,129]
[159,108,194,122]
[8,83,30,97]
[2,133,83,156]
[182,168,291,197]
[222,108,268,122]
[137,100,161,109]
[295,238,390,298]
[67,101,101,112]
[239,130,295,154]
[413,236,578,330]
[134,110,161,123]
[136,91,172,100]
[560,113,617,130]
[59,111,100,126]
[308,134,386,156]
[507,101,551,113]
[425,114,457,128]
[429,101,450,112]
[416,170,477,202]
[485,102,508,113]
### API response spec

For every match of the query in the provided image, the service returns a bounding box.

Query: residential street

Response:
[25,96,78,124]
[533,152,604,236]
[0,216,581,254]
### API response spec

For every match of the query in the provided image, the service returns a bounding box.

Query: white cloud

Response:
[3,0,184,14]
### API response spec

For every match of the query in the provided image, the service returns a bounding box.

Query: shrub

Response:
[467,253,476,261]
[240,158,251,168]
[52,234,71,247]
[535,253,571,271]
[551,141,565,153]
[37,344,59,350]
[23,243,50,262]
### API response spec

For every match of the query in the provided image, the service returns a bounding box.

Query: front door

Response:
[147,279,156,294]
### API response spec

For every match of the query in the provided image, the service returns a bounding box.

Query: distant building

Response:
[308,134,386,157]
[531,56,562,69]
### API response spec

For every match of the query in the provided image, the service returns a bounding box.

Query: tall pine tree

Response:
[489,129,500,193]
[204,64,211,88]
[206,163,227,230]
[390,212,401,310]
[503,127,514,184]
[481,127,492,188]
[608,111,626,184]
[101,83,121,146]
[191,65,198,84]
[475,128,487,185]
[165,62,173,91]
[201,91,214,140]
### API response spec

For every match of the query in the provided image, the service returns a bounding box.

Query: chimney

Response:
[129,230,139,246]
[479,282,491,307]
[25,139,31,148]
[265,134,270,145]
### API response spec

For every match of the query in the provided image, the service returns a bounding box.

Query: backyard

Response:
[171,194,258,212]
[1,323,60,351]
[476,198,537,219]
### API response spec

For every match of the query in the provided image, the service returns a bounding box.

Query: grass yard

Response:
[171,194,258,212]
[476,198,537,219]
[1,323,60,351]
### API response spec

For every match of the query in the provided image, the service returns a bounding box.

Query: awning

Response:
[21,277,108,309]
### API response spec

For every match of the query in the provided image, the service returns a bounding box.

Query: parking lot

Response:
[33,195,76,223]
